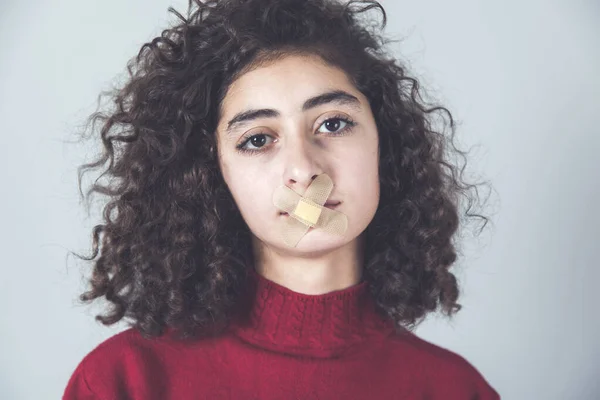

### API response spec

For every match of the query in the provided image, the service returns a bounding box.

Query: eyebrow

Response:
[225,89,361,136]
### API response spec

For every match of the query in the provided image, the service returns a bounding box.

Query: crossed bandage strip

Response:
[272,173,348,247]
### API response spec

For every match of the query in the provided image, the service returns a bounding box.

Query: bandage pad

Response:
[272,173,348,247]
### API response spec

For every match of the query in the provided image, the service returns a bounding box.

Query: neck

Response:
[230,262,397,358]
[251,234,365,295]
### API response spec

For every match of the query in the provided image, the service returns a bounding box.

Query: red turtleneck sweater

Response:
[63,269,500,399]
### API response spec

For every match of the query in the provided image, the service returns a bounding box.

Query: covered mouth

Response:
[279,201,341,215]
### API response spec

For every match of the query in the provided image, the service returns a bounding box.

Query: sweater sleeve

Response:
[62,360,100,400]
[472,377,500,400]
[435,357,501,400]
[417,342,500,400]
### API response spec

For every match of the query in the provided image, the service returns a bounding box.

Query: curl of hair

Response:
[71,0,493,340]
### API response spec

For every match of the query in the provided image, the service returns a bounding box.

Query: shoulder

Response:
[387,329,480,371]
[385,329,500,399]
[74,328,162,370]
[63,329,140,399]
[63,327,218,399]
[71,326,219,372]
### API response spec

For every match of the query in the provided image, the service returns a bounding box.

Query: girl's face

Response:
[216,55,380,255]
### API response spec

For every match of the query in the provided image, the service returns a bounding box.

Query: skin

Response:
[216,54,380,295]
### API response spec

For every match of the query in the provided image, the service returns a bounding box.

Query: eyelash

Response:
[235,114,357,155]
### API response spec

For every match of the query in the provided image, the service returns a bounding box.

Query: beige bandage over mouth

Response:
[272,173,348,247]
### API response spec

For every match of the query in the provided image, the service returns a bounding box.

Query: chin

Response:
[280,229,356,254]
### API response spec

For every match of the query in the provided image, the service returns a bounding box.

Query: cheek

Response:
[224,171,275,226]
[219,154,277,228]
[341,143,380,211]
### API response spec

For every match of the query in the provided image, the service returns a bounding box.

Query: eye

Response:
[236,133,275,153]
[317,117,351,134]
[235,115,356,155]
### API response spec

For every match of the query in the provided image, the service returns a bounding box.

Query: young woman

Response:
[63,0,499,398]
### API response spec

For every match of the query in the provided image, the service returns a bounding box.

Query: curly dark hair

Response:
[70,0,493,341]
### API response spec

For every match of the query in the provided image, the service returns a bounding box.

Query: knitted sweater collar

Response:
[230,268,396,359]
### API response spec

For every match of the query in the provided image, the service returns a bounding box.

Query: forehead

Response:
[220,55,355,114]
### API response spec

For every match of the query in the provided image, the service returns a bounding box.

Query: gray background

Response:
[1,0,598,399]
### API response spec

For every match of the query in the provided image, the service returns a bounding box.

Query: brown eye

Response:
[317,116,356,135]
[250,135,267,148]
[323,119,343,132]
[236,133,274,153]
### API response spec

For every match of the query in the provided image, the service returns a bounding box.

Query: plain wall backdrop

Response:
[1,0,598,398]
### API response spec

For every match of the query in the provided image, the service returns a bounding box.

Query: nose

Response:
[282,136,323,194]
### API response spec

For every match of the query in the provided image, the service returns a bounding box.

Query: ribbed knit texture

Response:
[230,267,396,359]
[63,269,500,399]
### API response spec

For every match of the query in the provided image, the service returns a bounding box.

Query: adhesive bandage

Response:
[272,173,348,247]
